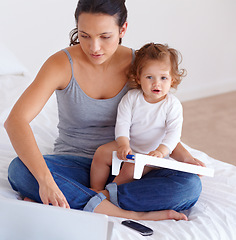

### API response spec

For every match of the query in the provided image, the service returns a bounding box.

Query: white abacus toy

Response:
[112,151,214,179]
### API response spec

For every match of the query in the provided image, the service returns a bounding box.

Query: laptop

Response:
[0,198,111,240]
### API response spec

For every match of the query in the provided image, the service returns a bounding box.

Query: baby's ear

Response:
[171,79,176,88]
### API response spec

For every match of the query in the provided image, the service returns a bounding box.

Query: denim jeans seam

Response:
[46,159,84,169]
[44,155,91,169]
[52,172,94,197]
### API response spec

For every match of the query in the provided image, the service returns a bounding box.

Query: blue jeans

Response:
[8,155,202,212]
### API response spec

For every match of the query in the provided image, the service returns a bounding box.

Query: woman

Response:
[5,0,202,221]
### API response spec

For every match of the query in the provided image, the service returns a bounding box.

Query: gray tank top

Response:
[54,49,135,159]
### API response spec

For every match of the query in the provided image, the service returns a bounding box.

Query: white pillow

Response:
[0,41,28,76]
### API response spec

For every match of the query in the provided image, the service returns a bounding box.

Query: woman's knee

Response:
[186,173,202,198]
[8,157,38,194]
[176,173,202,211]
[8,157,25,189]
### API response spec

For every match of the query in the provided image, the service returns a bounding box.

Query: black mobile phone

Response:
[121,220,153,236]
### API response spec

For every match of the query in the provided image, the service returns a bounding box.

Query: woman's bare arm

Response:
[4,51,71,208]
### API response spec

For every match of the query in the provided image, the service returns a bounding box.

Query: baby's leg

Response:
[90,141,118,191]
[114,163,156,185]
[113,162,135,185]
[142,166,155,176]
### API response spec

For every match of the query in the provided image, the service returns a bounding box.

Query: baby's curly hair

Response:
[128,43,186,89]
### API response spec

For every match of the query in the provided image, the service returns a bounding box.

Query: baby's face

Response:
[138,60,172,103]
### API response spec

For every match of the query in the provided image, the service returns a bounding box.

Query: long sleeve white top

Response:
[115,89,183,154]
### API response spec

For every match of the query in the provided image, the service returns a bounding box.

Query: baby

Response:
[90,43,186,190]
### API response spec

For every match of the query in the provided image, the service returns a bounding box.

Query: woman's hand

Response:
[38,176,70,209]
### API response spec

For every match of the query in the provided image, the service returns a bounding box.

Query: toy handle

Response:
[126,154,135,160]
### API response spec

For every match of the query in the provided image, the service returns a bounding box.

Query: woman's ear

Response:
[119,22,128,38]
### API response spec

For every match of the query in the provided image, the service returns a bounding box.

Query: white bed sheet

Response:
[0,74,236,240]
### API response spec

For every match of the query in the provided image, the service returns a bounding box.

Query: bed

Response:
[1,43,236,240]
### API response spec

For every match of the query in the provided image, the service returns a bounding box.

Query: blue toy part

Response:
[126,154,135,160]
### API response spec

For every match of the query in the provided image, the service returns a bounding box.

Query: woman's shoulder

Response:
[121,45,135,55]
[114,46,135,76]
[36,49,73,90]
[62,44,83,60]
[45,47,74,69]
[119,45,134,52]
[116,45,134,61]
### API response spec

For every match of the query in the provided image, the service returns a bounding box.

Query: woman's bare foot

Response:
[137,209,188,221]
[23,197,36,203]
[94,198,188,221]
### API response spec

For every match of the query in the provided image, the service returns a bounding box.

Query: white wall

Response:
[0,0,78,77]
[1,0,236,101]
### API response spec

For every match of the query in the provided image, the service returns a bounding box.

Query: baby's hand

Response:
[148,150,164,158]
[117,146,132,160]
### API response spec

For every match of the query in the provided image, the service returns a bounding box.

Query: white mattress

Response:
[0,74,236,240]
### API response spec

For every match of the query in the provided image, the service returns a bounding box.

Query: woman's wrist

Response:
[36,168,54,187]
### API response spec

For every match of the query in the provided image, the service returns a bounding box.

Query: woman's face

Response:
[78,13,127,65]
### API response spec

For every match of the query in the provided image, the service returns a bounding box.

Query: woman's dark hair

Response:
[70,0,127,46]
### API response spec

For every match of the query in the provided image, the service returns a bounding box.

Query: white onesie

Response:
[115,89,183,154]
